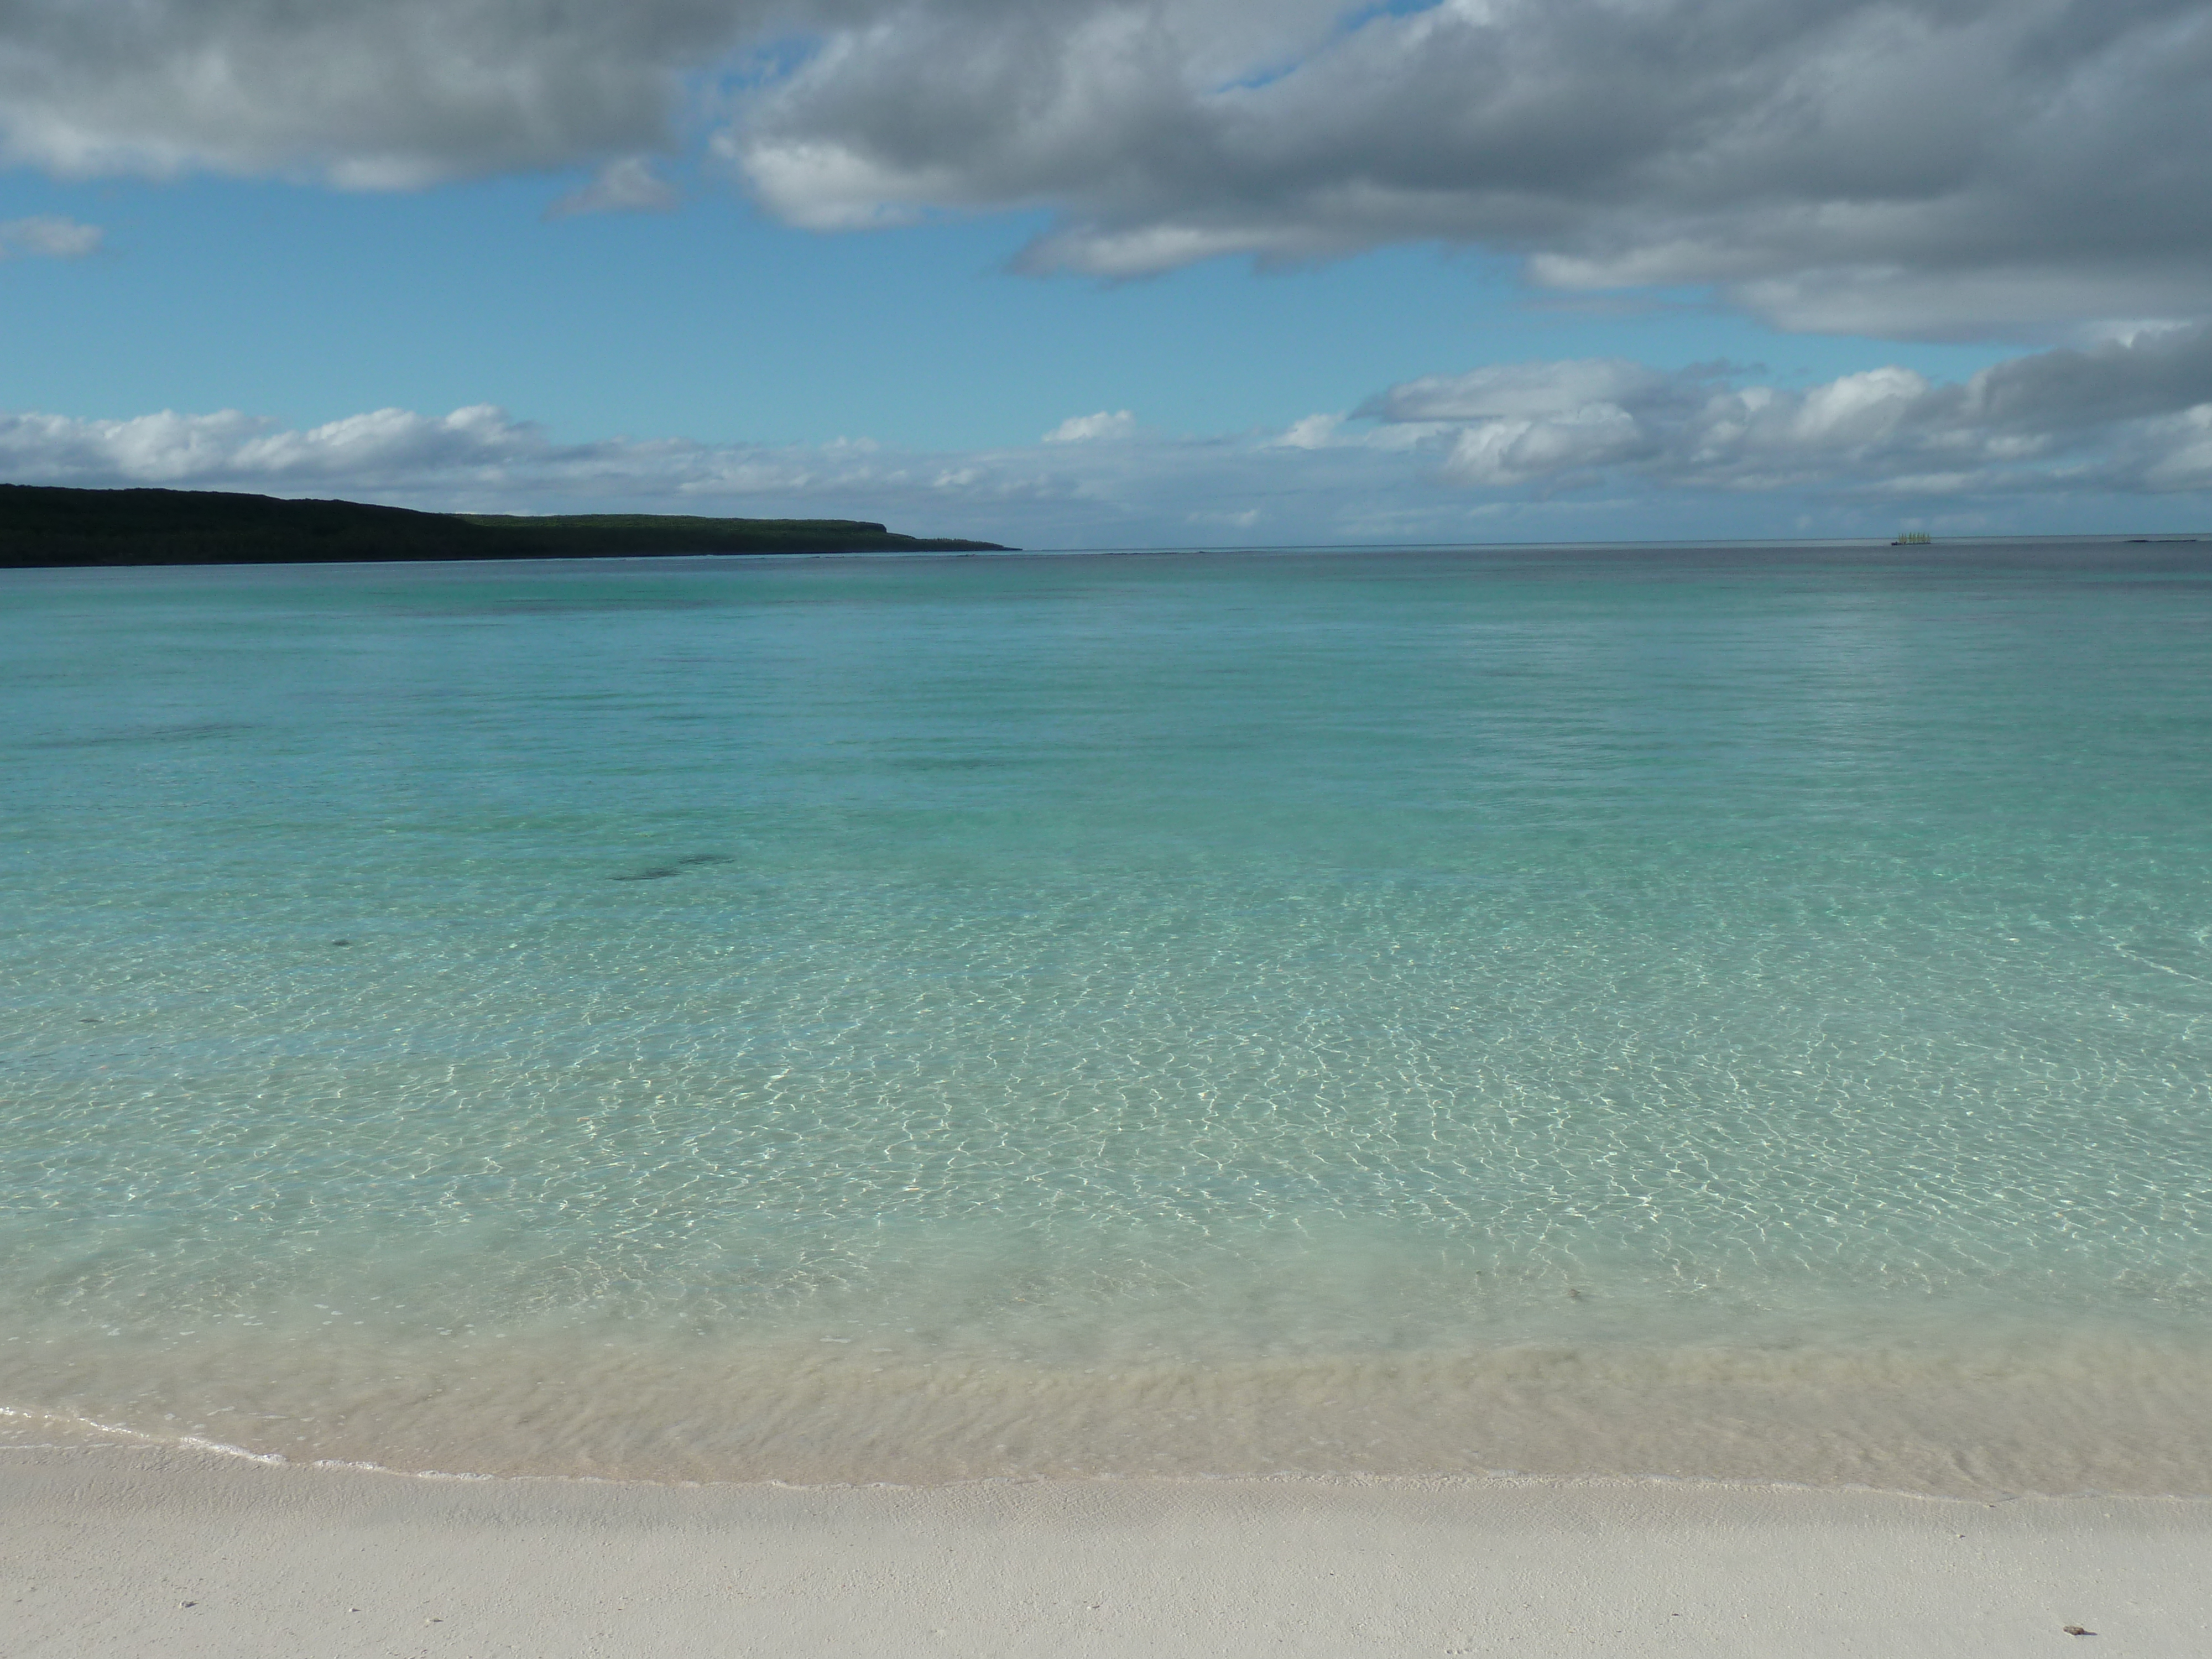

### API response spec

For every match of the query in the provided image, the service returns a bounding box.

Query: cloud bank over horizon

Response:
[9,328,2212,544]
[3,0,2210,337]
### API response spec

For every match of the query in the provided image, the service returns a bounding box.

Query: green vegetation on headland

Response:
[0,485,1011,568]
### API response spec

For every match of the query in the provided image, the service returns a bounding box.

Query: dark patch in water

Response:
[30,721,254,749]
[612,852,732,881]
[331,938,353,947]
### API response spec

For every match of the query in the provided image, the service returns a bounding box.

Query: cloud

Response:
[726,0,2212,336]
[1273,413,1342,451]
[1043,409,1138,443]
[546,156,681,218]
[3,1,2210,335]
[0,404,546,486]
[1357,325,2212,493]
[1359,361,1669,425]
[5,330,2211,549]
[0,216,102,258]
[0,400,1119,540]
[0,0,748,186]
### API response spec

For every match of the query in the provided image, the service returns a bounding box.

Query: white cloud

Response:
[0,404,543,484]
[5,329,2211,550]
[1359,326,2212,495]
[1440,405,1651,488]
[546,156,680,218]
[0,216,102,258]
[1360,361,1668,424]
[1042,409,1138,443]
[1274,413,1343,450]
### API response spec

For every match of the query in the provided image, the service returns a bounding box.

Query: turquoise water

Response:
[5,545,2212,1490]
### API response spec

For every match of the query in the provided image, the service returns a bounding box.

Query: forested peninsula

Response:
[0,484,1011,568]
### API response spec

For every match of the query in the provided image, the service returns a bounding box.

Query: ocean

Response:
[5,543,2210,1493]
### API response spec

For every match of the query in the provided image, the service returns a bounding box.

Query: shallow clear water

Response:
[5,544,2211,1490]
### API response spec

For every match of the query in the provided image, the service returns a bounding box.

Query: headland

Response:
[0,483,1009,567]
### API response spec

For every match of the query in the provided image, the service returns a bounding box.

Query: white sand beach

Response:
[5,1433,2209,1658]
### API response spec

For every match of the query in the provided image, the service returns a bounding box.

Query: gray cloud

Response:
[729,0,2212,335]
[546,156,682,218]
[3,0,2207,335]
[0,0,748,186]
[6,329,2209,546]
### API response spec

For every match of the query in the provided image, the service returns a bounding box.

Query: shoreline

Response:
[6,1439,2209,1657]
[9,1322,2212,1497]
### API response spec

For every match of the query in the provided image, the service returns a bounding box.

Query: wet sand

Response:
[4,1436,2209,1657]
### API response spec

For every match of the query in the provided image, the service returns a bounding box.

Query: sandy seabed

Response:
[4,1422,2210,1658]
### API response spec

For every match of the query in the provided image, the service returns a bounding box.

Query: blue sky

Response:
[4,0,2211,546]
[2,169,2017,453]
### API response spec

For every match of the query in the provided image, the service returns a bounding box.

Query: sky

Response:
[3,0,2211,547]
